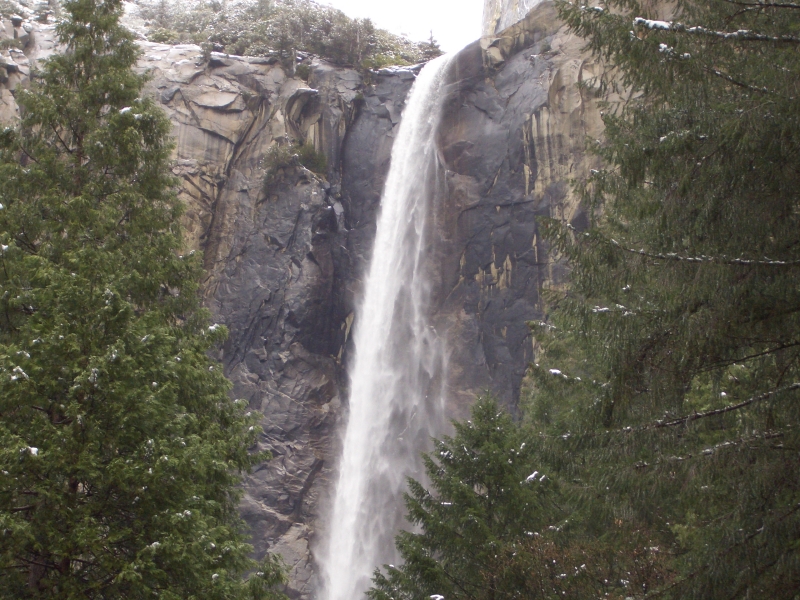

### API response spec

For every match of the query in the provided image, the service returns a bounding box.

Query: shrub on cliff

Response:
[262,141,327,192]
[134,0,440,68]
[0,0,285,597]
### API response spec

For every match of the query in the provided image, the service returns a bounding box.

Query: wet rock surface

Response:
[431,2,606,417]
[139,46,398,596]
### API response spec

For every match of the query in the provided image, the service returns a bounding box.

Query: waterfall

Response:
[318,54,454,600]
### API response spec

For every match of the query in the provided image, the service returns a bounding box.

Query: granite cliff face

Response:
[0,1,57,122]
[483,0,548,36]
[0,1,607,596]
[137,46,418,596]
[436,1,606,415]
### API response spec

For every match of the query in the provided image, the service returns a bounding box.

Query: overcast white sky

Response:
[320,0,485,53]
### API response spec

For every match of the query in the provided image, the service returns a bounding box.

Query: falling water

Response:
[318,54,454,600]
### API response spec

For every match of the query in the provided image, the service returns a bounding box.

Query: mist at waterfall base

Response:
[316,54,455,600]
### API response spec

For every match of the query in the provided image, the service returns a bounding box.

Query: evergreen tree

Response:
[419,32,443,62]
[0,1,284,597]
[369,398,668,600]
[525,1,800,597]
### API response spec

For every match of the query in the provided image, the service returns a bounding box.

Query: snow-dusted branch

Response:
[608,239,800,267]
[631,430,788,467]
[633,17,800,43]
[703,66,773,94]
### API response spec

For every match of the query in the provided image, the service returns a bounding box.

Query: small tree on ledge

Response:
[419,31,443,62]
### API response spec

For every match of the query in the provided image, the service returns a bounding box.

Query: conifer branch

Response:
[660,430,786,463]
[724,1,800,9]
[50,124,74,155]
[647,383,800,429]
[633,17,800,43]
[18,143,39,164]
[608,238,800,266]
[695,342,800,374]
[703,67,774,94]
[644,501,800,598]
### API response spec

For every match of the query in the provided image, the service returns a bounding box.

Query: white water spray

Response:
[318,54,454,600]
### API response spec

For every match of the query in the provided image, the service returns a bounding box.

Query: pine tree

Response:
[525,1,800,597]
[419,32,443,62]
[0,1,285,597]
[369,397,549,600]
[369,397,668,600]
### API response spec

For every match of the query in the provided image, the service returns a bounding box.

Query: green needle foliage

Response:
[0,0,285,597]
[369,397,554,600]
[369,398,669,600]
[523,1,800,598]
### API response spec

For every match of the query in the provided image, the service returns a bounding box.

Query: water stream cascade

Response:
[317,54,455,600]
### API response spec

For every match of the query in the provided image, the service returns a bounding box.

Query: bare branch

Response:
[50,124,74,155]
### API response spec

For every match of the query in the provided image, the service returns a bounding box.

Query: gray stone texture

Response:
[483,0,547,36]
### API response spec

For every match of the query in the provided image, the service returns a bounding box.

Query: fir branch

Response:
[608,238,800,267]
[50,124,74,155]
[703,66,774,94]
[648,383,800,429]
[723,1,800,9]
[17,557,56,570]
[439,564,481,600]
[17,142,39,165]
[644,501,800,598]
[632,17,800,43]
[530,362,608,388]
[694,341,800,374]
[661,430,787,463]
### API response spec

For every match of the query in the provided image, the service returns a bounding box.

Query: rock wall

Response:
[0,2,57,122]
[433,1,606,416]
[483,0,547,36]
[0,1,610,596]
[142,45,355,596]
[138,46,418,596]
